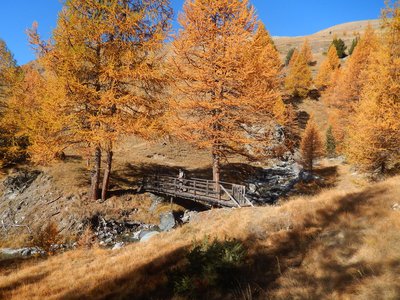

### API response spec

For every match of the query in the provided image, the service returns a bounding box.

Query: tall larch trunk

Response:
[212,147,221,194]
[90,146,101,201]
[101,149,113,201]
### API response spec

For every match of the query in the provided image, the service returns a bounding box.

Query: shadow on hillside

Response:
[57,185,398,299]
[289,165,339,197]
[0,270,49,298]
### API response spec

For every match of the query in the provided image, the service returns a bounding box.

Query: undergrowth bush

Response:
[168,237,247,298]
[31,222,61,255]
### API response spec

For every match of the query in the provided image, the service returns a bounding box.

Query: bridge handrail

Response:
[142,175,252,207]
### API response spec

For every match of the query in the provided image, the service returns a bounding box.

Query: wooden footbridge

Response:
[141,175,253,208]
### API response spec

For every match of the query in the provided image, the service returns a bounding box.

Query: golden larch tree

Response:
[168,0,283,185]
[315,45,340,89]
[301,39,314,65]
[331,24,378,113]
[0,39,24,167]
[285,41,313,98]
[0,39,19,99]
[300,116,324,172]
[29,0,172,200]
[326,109,346,154]
[5,66,75,164]
[347,2,400,173]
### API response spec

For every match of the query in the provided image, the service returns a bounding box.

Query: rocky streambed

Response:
[245,160,308,205]
[0,160,307,262]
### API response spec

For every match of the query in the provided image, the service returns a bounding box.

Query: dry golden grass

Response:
[0,175,399,299]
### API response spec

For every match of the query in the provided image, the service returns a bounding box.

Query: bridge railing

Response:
[142,175,253,207]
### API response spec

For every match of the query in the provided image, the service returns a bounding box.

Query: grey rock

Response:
[140,231,159,242]
[112,242,124,250]
[104,237,113,244]
[181,210,198,224]
[130,231,141,241]
[149,194,165,212]
[159,212,175,231]
[0,247,44,261]
[3,170,42,195]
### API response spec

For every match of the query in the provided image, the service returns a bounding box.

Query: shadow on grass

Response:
[54,185,400,300]
[288,165,339,197]
[0,270,49,299]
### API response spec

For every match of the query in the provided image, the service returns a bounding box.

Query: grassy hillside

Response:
[1,175,399,299]
[273,19,381,73]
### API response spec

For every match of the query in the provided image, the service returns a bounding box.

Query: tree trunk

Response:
[90,146,101,201]
[101,149,113,201]
[212,150,221,194]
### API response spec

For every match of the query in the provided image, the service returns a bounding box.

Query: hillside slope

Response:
[273,19,381,70]
[1,176,399,299]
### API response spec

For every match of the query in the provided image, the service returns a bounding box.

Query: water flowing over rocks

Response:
[86,214,159,246]
[246,161,304,205]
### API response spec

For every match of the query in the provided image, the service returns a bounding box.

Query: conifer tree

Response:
[0,39,19,99]
[29,0,172,200]
[349,37,359,55]
[285,41,313,98]
[0,39,24,167]
[331,37,347,58]
[315,45,340,89]
[347,2,400,173]
[327,109,345,154]
[301,39,314,65]
[333,25,378,113]
[5,66,74,164]
[300,116,324,172]
[285,48,296,66]
[323,26,378,154]
[325,125,336,158]
[168,0,283,185]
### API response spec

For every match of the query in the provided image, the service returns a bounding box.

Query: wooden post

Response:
[174,178,177,196]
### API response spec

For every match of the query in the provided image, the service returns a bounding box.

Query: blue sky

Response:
[0,0,384,65]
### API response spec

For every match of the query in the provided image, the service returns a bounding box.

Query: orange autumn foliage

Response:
[28,0,172,199]
[315,45,340,89]
[5,66,75,164]
[327,24,378,113]
[300,116,324,172]
[167,0,284,183]
[347,1,400,173]
[285,40,313,98]
[301,39,314,65]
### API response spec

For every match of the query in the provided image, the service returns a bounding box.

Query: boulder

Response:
[140,231,159,242]
[0,247,43,262]
[159,212,175,231]
[112,242,124,250]
[181,210,198,224]
[148,194,165,212]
